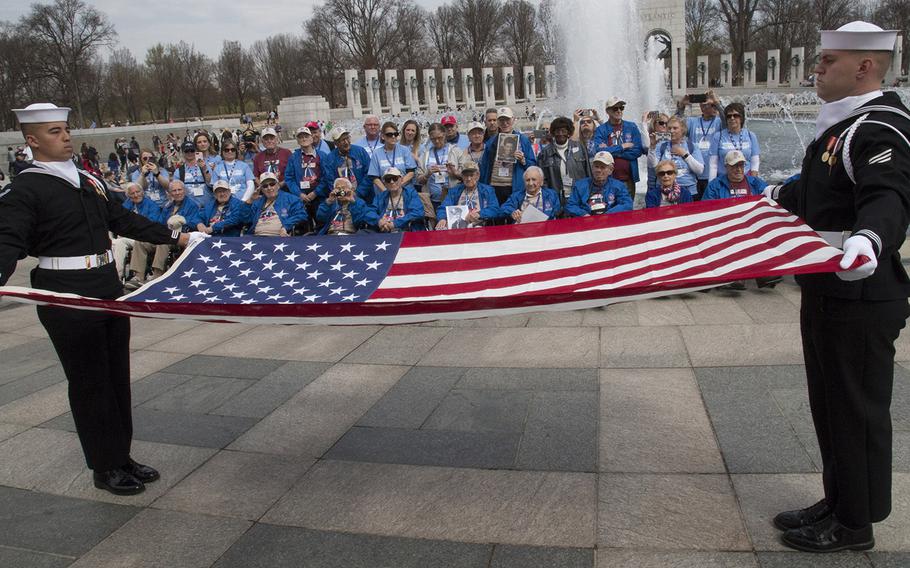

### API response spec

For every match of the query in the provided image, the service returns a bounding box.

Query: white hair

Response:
[524,166,544,180]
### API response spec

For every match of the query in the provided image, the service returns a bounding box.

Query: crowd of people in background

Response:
[3,90,776,290]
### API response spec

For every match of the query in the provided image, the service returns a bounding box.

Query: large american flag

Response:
[0,198,847,325]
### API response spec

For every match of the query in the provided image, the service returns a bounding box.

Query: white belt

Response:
[38,250,114,270]
[817,230,850,249]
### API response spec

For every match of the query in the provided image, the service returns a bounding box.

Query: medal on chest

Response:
[821,135,842,168]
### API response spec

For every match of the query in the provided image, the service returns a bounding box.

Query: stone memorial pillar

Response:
[403,69,418,111]
[743,52,757,87]
[719,54,732,87]
[544,65,557,99]
[344,69,362,118]
[789,47,805,88]
[696,56,709,89]
[423,69,439,114]
[384,69,401,116]
[441,68,457,110]
[501,67,516,106]
[523,65,536,103]
[462,67,476,109]
[482,67,495,109]
[887,35,903,85]
[364,69,382,116]
[766,49,780,87]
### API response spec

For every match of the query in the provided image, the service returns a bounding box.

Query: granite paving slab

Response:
[203,325,381,362]
[0,381,69,427]
[457,367,598,391]
[422,388,535,433]
[127,318,203,350]
[324,426,521,469]
[600,368,725,473]
[0,331,38,351]
[0,364,66,406]
[128,350,190,381]
[755,552,873,567]
[526,309,587,327]
[515,391,597,472]
[594,550,760,568]
[0,547,73,568]
[601,326,690,368]
[356,366,467,429]
[229,363,407,456]
[130,372,197,406]
[868,552,910,567]
[490,544,593,567]
[161,354,286,379]
[212,361,331,419]
[687,299,755,324]
[263,460,597,547]
[681,323,804,366]
[212,522,493,568]
[598,473,751,550]
[342,325,451,365]
[418,327,599,368]
[68,508,250,568]
[143,322,251,354]
[154,449,315,520]
[734,291,802,324]
[0,485,139,556]
[0,422,27,442]
[636,297,696,326]
[581,302,639,326]
[138,375,256,414]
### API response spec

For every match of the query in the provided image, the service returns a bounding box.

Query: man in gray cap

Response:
[766,22,910,552]
[0,103,208,496]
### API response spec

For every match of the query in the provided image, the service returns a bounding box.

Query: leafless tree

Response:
[302,17,345,107]
[23,0,117,128]
[453,0,502,99]
[216,40,257,115]
[107,48,144,124]
[175,42,214,119]
[323,0,423,70]
[717,0,761,79]
[872,0,910,75]
[501,0,540,98]
[144,44,181,121]
[426,6,461,69]
[686,0,723,56]
[536,0,560,65]
[252,34,306,107]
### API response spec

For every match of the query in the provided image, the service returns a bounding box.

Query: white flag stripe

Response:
[378,213,809,291]
[393,199,770,264]
[654,247,839,286]
[373,231,830,302]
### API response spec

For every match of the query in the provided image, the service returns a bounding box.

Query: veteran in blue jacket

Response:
[436,161,502,229]
[592,97,645,194]
[316,177,375,235]
[317,127,373,202]
[366,167,427,232]
[565,151,633,217]
[197,180,248,237]
[248,172,307,236]
[501,166,561,222]
[701,150,767,201]
[157,179,203,231]
[479,106,537,204]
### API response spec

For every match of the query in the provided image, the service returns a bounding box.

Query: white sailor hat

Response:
[820,21,898,52]
[12,103,71,124]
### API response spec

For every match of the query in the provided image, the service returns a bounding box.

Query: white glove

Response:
[187,231,210,247]
[762,184,779,201]
[837,235,877,281]
[167,215,186,230]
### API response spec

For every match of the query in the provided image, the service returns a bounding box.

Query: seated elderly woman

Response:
[565,152,633,217]
[367,167,426,232]
[196,180,248,237]
[316,177,374,235]
[501,166,561,223]
[114,182,161,282]
[645,159,694,208]
[247,172,307,237]
[434,161,502,230]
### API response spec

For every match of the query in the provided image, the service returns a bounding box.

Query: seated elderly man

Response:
[113,182,162,281]
[248,172,307,237]
[197,180,248,237]
[435,161,502,230]
[501,166,561,223]
[368,167,426,232]
[565,151,633,217]
[125,180,201,289]
[316,177,373,235]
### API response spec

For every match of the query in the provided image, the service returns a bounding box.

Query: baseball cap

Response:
[441,115,458,126]
[605,97,626,109]
[261,127,278,138]
[259,171,278,183]
[295,126,312,136]
[461,161,480,173]
[213,180,231,191]
[329,127,350,142]
[592,151,615,166]
[497,107,514,119]
[724,150,747,166]
[181,142,196,153]
[467,121,485,132]
[382,166,403,179]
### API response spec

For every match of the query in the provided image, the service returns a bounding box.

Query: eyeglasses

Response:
[726,113,741,119]
[609,106,625,111]
[223,147,236,152]
[383,176,400,183]
[142,156,153,161]
[383,131,399,137]
[657,170,676,176]
[260,181,278,188]
[656,121,667,126]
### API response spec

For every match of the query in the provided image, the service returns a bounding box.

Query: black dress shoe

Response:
[756,276,783,289]
[773,499,832,531]
[122,458,160,483]
[781,515,874,553]
[93,468,145,495]
[719,281,746,291]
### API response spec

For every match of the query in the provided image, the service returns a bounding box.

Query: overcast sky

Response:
[3,0,449,59]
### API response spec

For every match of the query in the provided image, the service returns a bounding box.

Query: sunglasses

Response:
[384,131,399,137]
[657,170,676,176]
[383,176,400,183]
[142,156,154,161]
[726,113,741,119]
[223,147,236,152]
[656,121,667,126]
[260,181,278,188]
[609,106,625,111]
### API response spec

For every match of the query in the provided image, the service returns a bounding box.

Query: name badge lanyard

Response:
[385,193,403,221]
[699,118,713,142]
[383,146,399,173]
[525,192,542,210]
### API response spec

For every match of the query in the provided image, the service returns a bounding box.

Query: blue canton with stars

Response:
[127,233,403,304]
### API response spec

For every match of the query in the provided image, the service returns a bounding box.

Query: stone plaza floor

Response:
[1,257,909,568]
